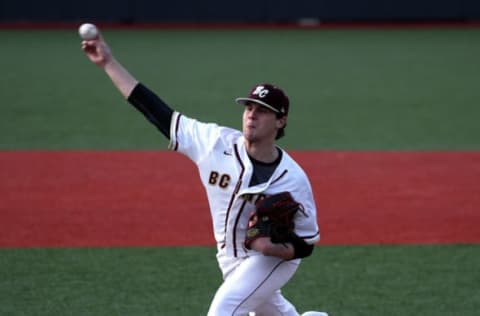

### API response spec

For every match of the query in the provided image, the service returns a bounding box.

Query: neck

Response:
[245,140,278,163]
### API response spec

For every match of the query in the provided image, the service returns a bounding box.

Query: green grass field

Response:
[1,245,479,315]
[1,27,480,315]
[1,28,480,150]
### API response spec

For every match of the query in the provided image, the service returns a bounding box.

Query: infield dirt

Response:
[1,151,479,247]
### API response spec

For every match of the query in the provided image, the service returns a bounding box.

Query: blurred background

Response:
[1,0,480,24]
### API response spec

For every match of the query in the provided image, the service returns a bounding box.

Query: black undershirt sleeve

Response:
[290,234,315,259]
[127,83,174,139]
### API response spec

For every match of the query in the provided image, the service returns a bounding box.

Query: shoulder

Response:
[275,149,315,199]
[170,111,242,150]
[172,112,236,133]
[279,149,309,179]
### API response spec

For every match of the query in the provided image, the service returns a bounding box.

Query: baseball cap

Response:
[235,83,289,116]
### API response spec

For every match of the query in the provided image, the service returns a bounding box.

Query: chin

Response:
[243,132,256,143]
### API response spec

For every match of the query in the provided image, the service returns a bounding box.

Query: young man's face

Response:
[242,103,286,143]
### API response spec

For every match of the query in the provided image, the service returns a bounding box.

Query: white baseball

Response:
[78,23,99,40]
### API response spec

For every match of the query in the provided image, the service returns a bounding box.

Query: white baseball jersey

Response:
[169,112,320,258]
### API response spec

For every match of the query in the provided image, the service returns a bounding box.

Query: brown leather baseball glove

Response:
[244,191,302,249]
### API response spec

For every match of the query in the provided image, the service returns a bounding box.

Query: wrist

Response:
[101,56,116,70]
[251,238,294,260]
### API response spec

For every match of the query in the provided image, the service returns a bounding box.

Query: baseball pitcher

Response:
[81,29,327,316]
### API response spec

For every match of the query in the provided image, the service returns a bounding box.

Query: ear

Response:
[276,115,287,129]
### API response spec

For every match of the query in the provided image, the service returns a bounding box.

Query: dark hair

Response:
[275,113,287,140]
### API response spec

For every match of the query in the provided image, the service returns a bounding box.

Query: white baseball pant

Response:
[207,253,301,316]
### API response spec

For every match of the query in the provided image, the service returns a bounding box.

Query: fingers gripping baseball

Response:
[81,34,112,67]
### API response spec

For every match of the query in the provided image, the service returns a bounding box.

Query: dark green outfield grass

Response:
[1,245,479,316]
[1,28,479,150]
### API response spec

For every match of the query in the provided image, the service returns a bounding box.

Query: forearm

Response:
[81,32,137,99]
[250,237,294,260]
[250,236,315,260]
[81,33,172,137]
[103,58,139,99]
[101,58,173,138]
[264,242,295,260]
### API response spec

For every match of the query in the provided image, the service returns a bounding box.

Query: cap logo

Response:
[252,86,269,98]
